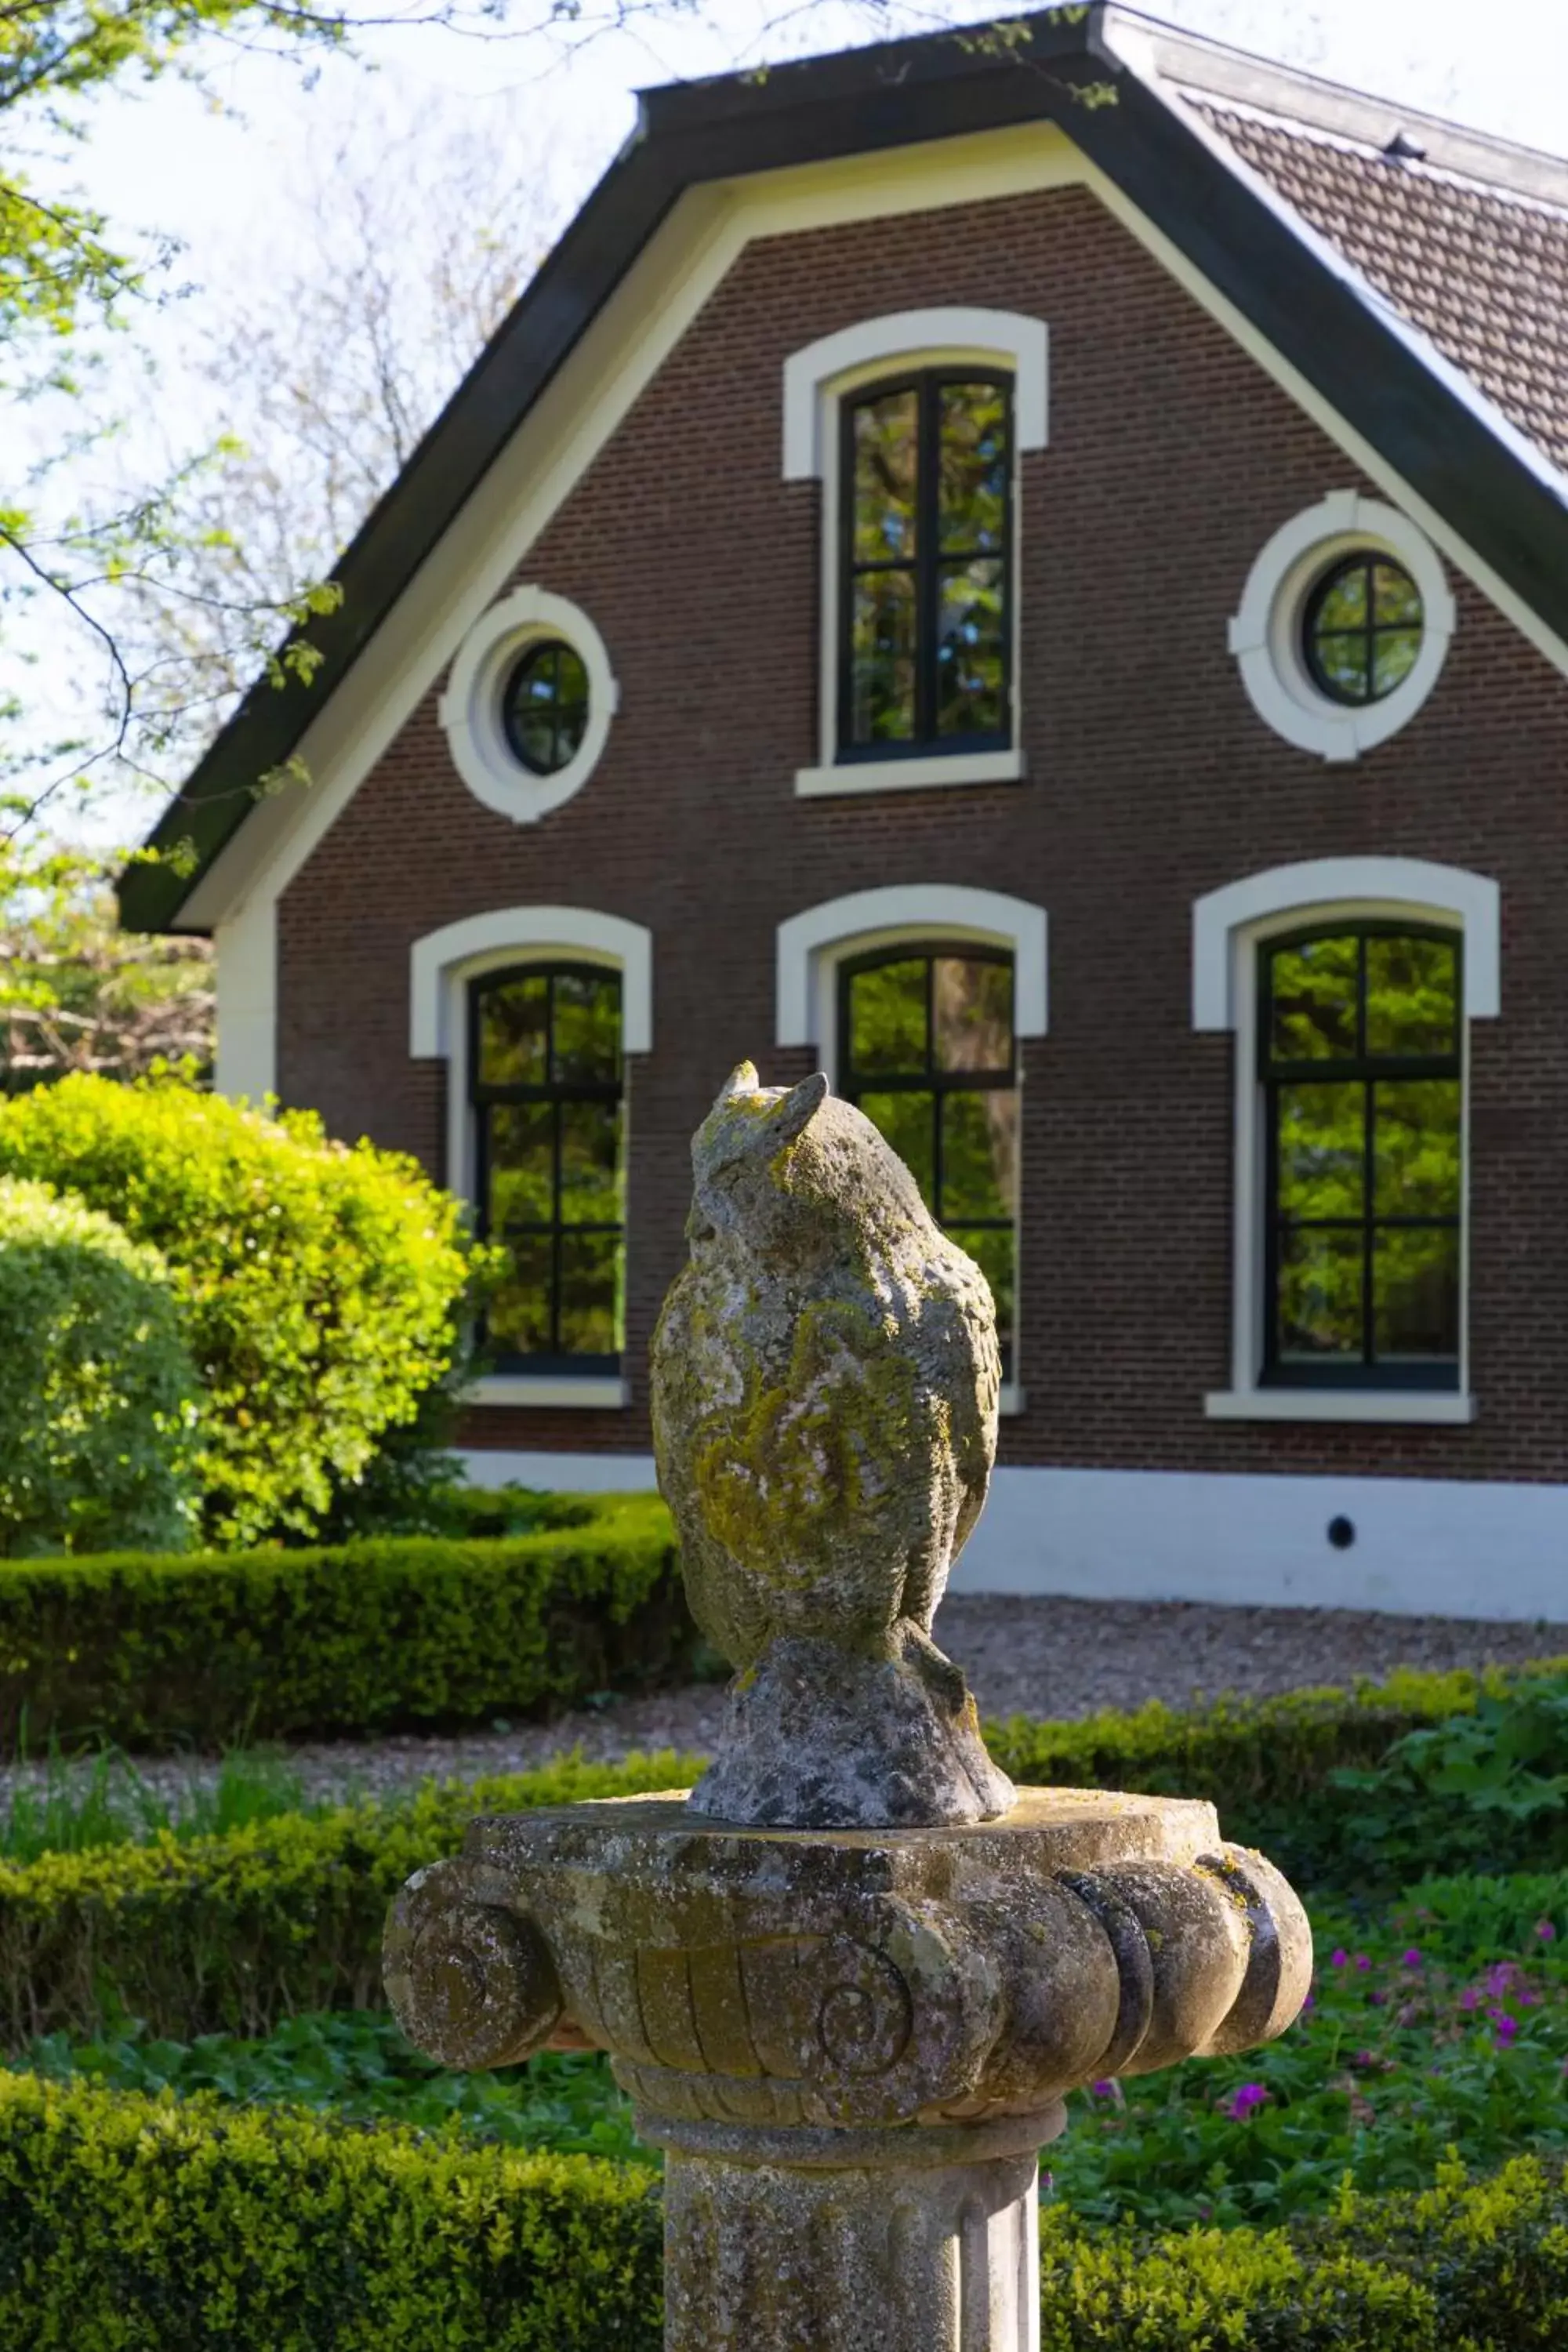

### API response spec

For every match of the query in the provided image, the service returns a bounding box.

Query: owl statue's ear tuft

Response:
[770,1069,829,1147]
[714,1059,760,1111]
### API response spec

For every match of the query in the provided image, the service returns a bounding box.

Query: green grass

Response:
[0,1740,319,1863]
[16,1870,1568,2229]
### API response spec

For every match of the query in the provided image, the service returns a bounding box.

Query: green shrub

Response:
[987,1662,1568,1889]
[9,1661,1568,2053]
[0,1497,691,1749]
[0,1751,703,2046]
[0,1179,200,1557]
[0,1075,483,1544]
[0,2071,663,2350]
[0,2072,1565,2350]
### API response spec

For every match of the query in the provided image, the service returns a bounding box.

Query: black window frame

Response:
[1258,919,1462,1392]
[836,941,1018,1376]
[1301,550,1424,710]
[468,960,625,1377]
[836,368,1014,764]
[500,637,591,777]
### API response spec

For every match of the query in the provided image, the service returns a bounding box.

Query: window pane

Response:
[851,390,919,564]
[477,975,549,1087]
[1276,1083,1365,1220]
[850,569,917,742]
[848,960,927,1076]
[1363,935,1457,1058]
[938,382,1008,555]
[551,970,621,1083]
[1268,935,1358,1062]
[1374,1225,1458,1362]
[1373,561,1422,626]
[951,1223,1014,1349]
[558,1231,623,1356]
[559,1098,622,1223]
[1315,565,1368,631]
[1312,633,1370,702]
[1374,1080,1461,1217]
[858,1089,935,1204]
[1277,1226,1363,1363]
[933,957,1012,1073]
[1371,631,1421,697]
[489,1236,554,1356]
[941,1091,1015,1222]
[935,558,1006,738]
[487,1102,554,1228]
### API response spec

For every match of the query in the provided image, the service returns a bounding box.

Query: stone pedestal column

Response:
[383,1064,1315,2350]
[655,2111,1059,2352]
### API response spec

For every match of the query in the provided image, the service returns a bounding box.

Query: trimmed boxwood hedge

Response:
[6,1662,1568,2049]
[0,1496,694,1748]
[0,2072,1563,2349]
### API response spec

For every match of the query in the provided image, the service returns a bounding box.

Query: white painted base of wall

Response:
[459,1451,1568,1624]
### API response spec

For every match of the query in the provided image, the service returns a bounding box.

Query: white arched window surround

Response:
[782,310,1049,800]
[1193,858,1499,1427]
[777,884,1048,1419]
[410,906,653,1411]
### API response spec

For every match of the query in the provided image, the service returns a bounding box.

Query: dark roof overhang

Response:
[119,2,1568,930]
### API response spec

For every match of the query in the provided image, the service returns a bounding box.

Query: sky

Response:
[17,0,1568,844]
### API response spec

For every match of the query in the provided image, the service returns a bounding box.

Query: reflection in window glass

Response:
[841,372,1012,757]
[502,641,590,775]
[1260,927,1461,1388]
[470,964,625,1371]
[1302,553,1423,707]
[840,947,1018,1373]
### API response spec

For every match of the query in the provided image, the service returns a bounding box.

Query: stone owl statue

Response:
[650,1061,1015,1829]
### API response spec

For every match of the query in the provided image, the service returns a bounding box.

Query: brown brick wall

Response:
[274,181,1568,1482]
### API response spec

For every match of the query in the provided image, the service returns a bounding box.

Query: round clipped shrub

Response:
[0,1178,201,1556]
[0,1076,481,1545]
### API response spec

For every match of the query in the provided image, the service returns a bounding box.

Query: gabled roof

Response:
[122,2,1568,932]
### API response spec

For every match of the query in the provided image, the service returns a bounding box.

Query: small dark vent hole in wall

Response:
[1327,1515,1356,1552]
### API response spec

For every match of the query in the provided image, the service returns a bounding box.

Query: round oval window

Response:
[501,639,590,775]
[1301,552,1424,706]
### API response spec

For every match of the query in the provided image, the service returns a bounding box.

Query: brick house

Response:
[122,5,1568,1617]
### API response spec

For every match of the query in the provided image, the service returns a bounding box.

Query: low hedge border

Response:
[6,1661,1568,2049]
[0,2072,1563,2350]
[0,1496,695,1748]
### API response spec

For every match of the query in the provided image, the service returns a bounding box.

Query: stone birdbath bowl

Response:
[387,1066,1310,2351]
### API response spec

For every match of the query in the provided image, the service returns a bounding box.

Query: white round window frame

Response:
[1228,492,1455,764]
[438,586,618,824]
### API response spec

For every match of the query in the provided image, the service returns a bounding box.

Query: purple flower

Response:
[1402,1948,1423,1969]
[1490,2009,1519,2045]
[1460,1988,1480,2012]
[1355,1955,1372,1973]
[1486,1962,1520,1997]
[1091,2079,1115,2098]
[1368,1990,1387,2008]
[1330,1949,1350,1969]
[1537,1921,1557,1944]
[1302,1991,1316,2013]
[1226,2083,1268,2121]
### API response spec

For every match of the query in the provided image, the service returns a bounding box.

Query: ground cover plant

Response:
[0,1743,313,1865]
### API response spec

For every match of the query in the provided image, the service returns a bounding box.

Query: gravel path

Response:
[24,1595,1566,1817]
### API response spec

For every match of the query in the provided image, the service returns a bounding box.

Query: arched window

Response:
[1259,923,1461,1390]
[468,963,625,1372]
[839,371,1013,760]
[837,943,1018,1369]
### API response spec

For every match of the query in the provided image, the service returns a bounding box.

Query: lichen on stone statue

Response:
[650,1060,1016,1829]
